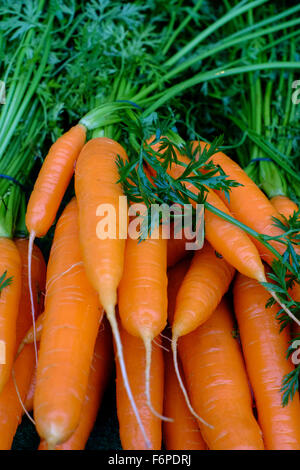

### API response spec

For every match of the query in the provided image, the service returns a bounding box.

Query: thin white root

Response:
[28,231,38,366]
[159,332,172,342]
[12,365,36,426]
[153,338,169,353]
[144,337,173,422]
[172,336,213,429]
[106,307,151,450]
[269,289,300,327]
[46,261,83,291]
[15,341,25,359]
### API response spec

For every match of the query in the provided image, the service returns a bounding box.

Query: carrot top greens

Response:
[0,270,13,295]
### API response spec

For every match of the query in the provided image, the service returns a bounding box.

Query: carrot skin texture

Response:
[233,273,300,450]
[270,195,299,220]
[179,299,264,450]
[0,239,22,392]
[115,321,164,450]
[39,320,113,450]
[0,343,35,449]
[163,349,206,450]
[172,241,235,337]
[118,236,168,339]
[34,198,103,447]
[75,137,128,312]
[26,125,86,237]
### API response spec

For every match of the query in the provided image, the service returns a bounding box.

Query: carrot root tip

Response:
[144,337,173,423]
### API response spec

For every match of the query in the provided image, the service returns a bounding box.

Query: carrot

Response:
[26,124,86,239]
[115,319,164,450]
[163,347,207,450]
[25,124,86,365]
[178,298,264,450]
[39,319,113,450]
[169,242,234,423]
[34,198,103,448]
[118,230,168,420]
[75,137,149,446]
[0,344,35,450]
[150,138,297,327]
[148,138,267,283]
[233,273,300,450]
[270,195,299,221]
[195,141,288,265]
[172,241,235,338]
[0,239,22,392]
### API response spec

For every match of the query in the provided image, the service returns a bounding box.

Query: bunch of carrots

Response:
[1,0,300,452]
[0,118,298,450]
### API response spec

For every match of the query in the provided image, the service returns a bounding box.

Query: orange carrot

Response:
[118,230,168,419]
[75,137,149,446]
[270,195,299,221]
[115,319,164,450]
[172,241,235,338]
[148,138,267,283]
[0,239,22,392]
[26,124,86,239]
[163,348,207,450]
[233,273,300,450]
[179,298,264,450]
[75,137,127,312]
[195,141,288,265]
[39,320,113,450]
[34,198,103,448]
[25,124,86,366]
[118,236,167,340]
[149,138,297,327]
[0,344,35,450]
[169,242,235,424]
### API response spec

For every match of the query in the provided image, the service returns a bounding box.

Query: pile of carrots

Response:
[0,122,299,452]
